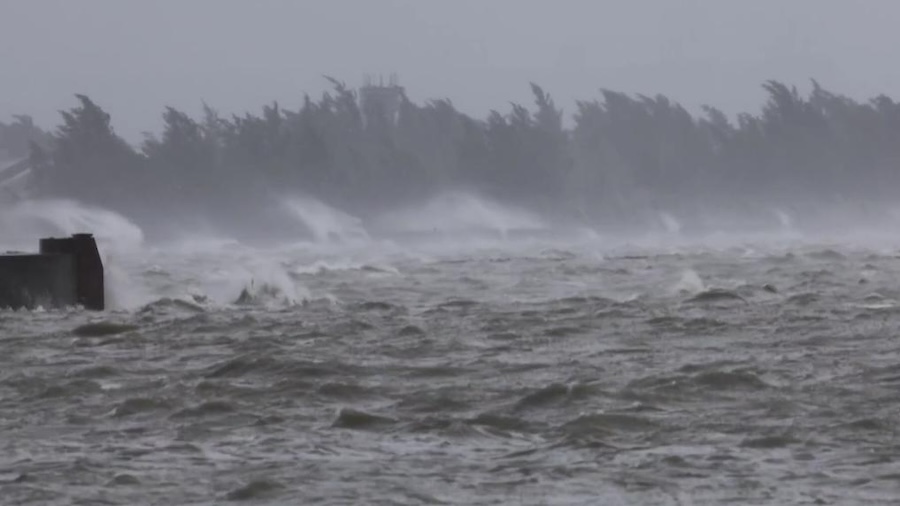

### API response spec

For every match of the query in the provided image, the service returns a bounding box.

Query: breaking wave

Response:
[280,195,370,244]
[0,198,144,253]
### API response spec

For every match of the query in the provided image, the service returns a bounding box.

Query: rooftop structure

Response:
[359,73,405,126]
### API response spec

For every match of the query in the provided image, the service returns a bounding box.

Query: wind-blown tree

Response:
[35,95,142,212]
[571,90,699,225]
[479,84,571,215]
[281,95,331,196]
[141,106,219,226]
[806,83,900,202]
[27,78,900,240]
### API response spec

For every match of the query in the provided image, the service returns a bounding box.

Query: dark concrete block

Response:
[0,233,104,311]
[0,253,76,310]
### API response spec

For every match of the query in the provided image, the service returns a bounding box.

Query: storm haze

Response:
[7,4,900,505]
[4,0,900,245]
[3,1,900,142]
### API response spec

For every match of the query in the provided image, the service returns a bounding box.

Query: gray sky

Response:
[3,0,900,144]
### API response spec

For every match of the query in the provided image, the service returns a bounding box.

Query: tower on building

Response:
[359,73,405,127]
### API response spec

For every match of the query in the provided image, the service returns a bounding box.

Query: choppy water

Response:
[4,231,900,505]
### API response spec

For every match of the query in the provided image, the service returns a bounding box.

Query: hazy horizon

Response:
[6,6,900,504]
[4,1,900,143]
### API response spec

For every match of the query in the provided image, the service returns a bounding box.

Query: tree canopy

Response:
[10,79,900,239]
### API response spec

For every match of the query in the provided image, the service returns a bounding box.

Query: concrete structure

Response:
[0,234,104,310]
[359,74,405,126]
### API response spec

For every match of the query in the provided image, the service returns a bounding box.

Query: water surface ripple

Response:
[2,241,900,505]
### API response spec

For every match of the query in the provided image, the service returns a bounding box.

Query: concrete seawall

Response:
[0,234,104,310]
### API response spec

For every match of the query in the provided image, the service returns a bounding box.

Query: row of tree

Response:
[5,79,900,239]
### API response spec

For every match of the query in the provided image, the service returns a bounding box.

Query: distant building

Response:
[359,74,405,126]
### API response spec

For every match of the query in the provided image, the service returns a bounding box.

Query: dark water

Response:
[3,237,900,505]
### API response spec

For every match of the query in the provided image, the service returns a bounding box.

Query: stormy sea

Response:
[3,195,900,505]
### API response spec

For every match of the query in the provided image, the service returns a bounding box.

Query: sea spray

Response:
[229,257,311,307]
[0,198,148,310]
[279,196,370,244]
[153,237,313,308]
[658,211,683,235]
[672,269,706,296]
[0,198,144,253]
[372,191,546,238]
[773,208,794,231]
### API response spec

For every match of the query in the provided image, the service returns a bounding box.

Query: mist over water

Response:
[372,191,546,238]
[0,199,144,253]
[280,195,371,245]
[5,190,900,504]
[0,192,608,311]
[3,192,900,313]
[8,78,900,504]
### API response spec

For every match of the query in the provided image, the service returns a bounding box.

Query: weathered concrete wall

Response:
[0,233,104,311]
[40,233,104,310]
[0,253,76,310]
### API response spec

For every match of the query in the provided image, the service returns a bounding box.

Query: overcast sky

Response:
[2,0,899,143]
